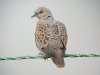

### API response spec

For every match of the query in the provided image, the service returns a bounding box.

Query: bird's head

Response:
[31,7,52,19]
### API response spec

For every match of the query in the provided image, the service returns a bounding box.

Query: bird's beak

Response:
[31,14,36,18]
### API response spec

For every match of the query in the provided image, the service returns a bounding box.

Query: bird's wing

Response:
[55,21,68,47]
[35,21,52,49]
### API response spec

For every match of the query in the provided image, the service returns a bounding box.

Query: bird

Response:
[31,7,68,68]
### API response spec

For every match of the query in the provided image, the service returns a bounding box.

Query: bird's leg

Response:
[40,47,49,60]
[38,53,48,60]
[44,55,48,60]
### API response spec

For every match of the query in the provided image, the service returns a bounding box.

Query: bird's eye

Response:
[40,11,43,14]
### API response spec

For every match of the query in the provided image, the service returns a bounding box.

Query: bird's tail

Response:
[51,56,65,68]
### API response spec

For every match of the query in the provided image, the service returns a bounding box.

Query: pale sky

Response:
[0,0,100,75]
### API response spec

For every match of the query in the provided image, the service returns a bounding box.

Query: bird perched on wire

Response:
[31,7,68,68]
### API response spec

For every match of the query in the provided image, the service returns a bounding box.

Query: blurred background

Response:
[0,0,100,75]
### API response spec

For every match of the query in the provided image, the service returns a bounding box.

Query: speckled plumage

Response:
[32,7,68,68]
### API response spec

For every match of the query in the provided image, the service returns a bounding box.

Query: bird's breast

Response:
[35,21,52,50]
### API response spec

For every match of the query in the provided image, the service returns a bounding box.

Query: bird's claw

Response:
[44,56,48,60]
[38,53,48,60]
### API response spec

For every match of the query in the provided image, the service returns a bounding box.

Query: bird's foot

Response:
[38,53,48,60]
[44,56,48,60]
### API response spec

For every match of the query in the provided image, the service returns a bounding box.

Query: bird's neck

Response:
[44,15,53,20]
[39,15,56,25]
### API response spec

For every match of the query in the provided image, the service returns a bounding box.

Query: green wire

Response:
[0,53,100,61]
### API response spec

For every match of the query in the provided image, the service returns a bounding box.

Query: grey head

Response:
[31,7,52,19]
